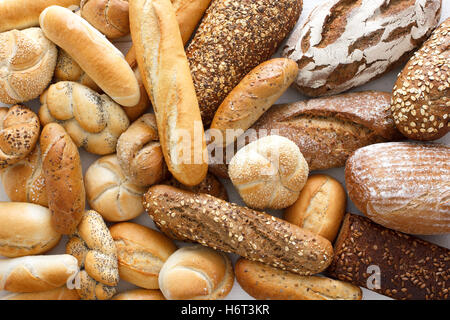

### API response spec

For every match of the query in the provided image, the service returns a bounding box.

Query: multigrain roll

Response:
[0,105,40,168]
[158,245,234,300]
[186,0,303,125]
[110,222,177,289]
[0,28,57,104]
[112,289,165,300]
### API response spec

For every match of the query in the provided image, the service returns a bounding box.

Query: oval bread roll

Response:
[112,289,165,300]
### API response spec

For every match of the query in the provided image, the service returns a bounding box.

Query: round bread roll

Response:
[158,245,234,300]
[0,105,40,168]
[85,154,147,222]
[112,289,165,300]
[284,174,346,242]
[0,27,57,104]
[229,135,309,210]
[110,222,177,289]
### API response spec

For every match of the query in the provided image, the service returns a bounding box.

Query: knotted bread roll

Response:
[0,105,40,168]
[229,135,309,210]
[0,27,57,104]
[39,81,130,155]
[66,210,119,300]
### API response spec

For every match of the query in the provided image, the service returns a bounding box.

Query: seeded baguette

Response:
[327,213,450,300]
[143,185,333,275]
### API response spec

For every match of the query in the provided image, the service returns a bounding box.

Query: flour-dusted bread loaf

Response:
[186,0,303,126]
[345,142,450,235]
[283,0,442,97]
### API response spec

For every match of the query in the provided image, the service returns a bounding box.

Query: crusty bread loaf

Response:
[284,174,346,242]
[66,210,119,300]
[158,245,234,300]
[327,213,450,300]
[2,286,80,300]
[129,0,208,187]
[0,202,61,258]
[110,222,177,289]
[0,145,48,207]
[391,17,449,141]
[143,185,334,275]
[39,5,140,106]
[283,0,442,97]
[0,255,79,293]
[210,58,299,147]
[39,81,130,155]
[40,123,85,235]
[85,155,147,222]
[236,258,362,300]
[345,142,450,235]
[0,105,40,168]
[186,0,302,125]
[229,135,309,210]
[0,28,57,104]
[0,0,80,32]
[112,289,165,300]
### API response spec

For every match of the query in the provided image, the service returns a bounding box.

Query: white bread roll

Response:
[112,289,165,300]
[0,202,61,258]
[2,286,80,300]
[39,5,140,106]
[158,245,234,300]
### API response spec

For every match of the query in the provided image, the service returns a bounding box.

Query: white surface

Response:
[0,0,448,300]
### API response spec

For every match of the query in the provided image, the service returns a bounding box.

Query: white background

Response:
[0,0,448,300]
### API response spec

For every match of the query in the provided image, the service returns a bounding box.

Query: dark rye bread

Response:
[209,91,403,178]
[327,213,450,300]
[143,185,333,276]
[186,0,302,126]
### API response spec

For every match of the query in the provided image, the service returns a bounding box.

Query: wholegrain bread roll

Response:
[1,286,80,300]
[112,289,165,300]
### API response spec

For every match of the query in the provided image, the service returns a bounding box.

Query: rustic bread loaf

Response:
[345,142,450,235]
[186,0,303,125]
[143,185,334,275]
[391,17,449,140]
[327,213,450,300]
[283,0,442,97]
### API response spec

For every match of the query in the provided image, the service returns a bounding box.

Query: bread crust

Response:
[112,289,165,300]
[2,286,81,300]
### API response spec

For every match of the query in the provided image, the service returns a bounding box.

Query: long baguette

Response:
[143,185,333,275]
[129,0,208,186]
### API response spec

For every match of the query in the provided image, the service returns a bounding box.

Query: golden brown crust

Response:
[2,286,81,300]
[112,289,165,300]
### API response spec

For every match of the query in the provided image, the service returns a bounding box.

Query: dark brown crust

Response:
[326,213,450,300]
[143,185,333,275]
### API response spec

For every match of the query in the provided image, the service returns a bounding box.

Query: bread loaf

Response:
[158,245,234,300]
[236,258,362,300]
[186,0,302,125]
[0,28,57,104]
[143,185,334,275]
[283,0,442,97]
[0,105,40,168]
[345,142,450,235]
[0,202,61,258]
[391,17,450,140]
[112,289,165,300]
[2,286,80,300]
[327,213,449,300]
[39,81,130,155]
[129,0,208,186]
[39,5,140,106]
[40,123,85,235]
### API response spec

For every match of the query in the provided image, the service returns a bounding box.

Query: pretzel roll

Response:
[39,81,130,155]
[85,154,147,222]
[116,114,168,187]
[229,135,309,210]
[66,210,119,300]
[158,245,234,300]
[0,105,40,168]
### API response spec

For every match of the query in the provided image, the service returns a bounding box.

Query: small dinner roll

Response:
[85,154,147,222]
[229,135,309,210]
[158,245,234,300]
[112,289,166,300]
[110,222,177,289]
[0,27,57,104]
[284,174,346,242]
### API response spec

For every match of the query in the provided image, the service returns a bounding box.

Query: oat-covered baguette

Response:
[283,0,442,97]
[143,185,333,276]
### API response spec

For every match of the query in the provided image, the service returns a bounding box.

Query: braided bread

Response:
[39,81,130,155]
[66,210,119,300]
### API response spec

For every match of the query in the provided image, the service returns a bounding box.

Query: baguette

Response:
[143,185,333,275]
[1,286,80,300]
[129,0,208,186]
[39,5,140,107]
